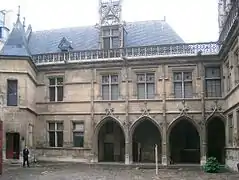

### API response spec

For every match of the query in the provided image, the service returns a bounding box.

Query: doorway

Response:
[98,119,125,162]
[207,117,225,164]
[169,119,200,164]
[132,118,161,163]
[6,133,20,159]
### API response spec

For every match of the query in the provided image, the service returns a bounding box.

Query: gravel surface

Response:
[0,163,238,180]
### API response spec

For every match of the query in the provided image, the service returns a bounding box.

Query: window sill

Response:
[36,147,91,150]
[166,98,201,101]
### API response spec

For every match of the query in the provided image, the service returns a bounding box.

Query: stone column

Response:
[161,64,168,166]
[200,124,207,165]
[161,120,168,165]
[199,62,207,165]
[125,128,132,164]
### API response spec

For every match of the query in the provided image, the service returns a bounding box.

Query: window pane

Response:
[7,95,18,106]
[112,29,119,36]
[57,86,63,101]
[205,67,220,78]
[112,37,119,48]
[57,123,63,130]
[184,82,193,98]
[73,132,84,147]
[174,72,182,81]
[111,75,118,83]
[73,123,84,131]
[206,79,221,97]
[7,80,18,106]
[57,77,63,85]
[103,29,110,36]
[147,83,155,99]
[102,76,109,84]
[49,123,55,130]
[183,72,192,80]
[49,78,55,85]
[137,74,145,82]
[174,82,182,98]
[103,37,110,49]
[137,84,145,99]
[49,87,55,101]
[57,132,63,147]
[102,85,109,100]
[146,74,155,82]
[49,132,55,147]
[111,84,118,100]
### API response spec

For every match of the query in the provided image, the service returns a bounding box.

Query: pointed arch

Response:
[205,113,226,164]
[94,115,126,138]
[93,115,126,162]
[130,115,162,163]
[167,115,201,136]
[205,111,226,126]
[168,115,201,164]
[130,115,162,138]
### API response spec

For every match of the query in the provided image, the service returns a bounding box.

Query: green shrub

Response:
[203,157,220,173]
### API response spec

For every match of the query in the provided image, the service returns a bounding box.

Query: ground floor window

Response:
[73,122,84,147]
[48,122,64,147]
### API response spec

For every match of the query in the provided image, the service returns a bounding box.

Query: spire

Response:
[17,5,20,21]
[0,6,31,57]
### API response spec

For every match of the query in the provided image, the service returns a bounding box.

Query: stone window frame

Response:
[204,65,222,98]
[6,78,18,106]
[234,48,239,84]
[224,59,232,92]
[168,66,197,99]
[96,68,122,100]
[47,121,64,148]
[71,121,85,148]
[227,113,233,147]
[131,67,159,100]
[46,74,65,102]
[173,71,193,98]
[101,26,120,49]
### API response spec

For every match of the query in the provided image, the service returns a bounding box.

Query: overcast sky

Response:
[2,0,219,43]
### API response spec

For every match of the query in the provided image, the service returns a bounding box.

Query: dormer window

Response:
[102,27,120,49]
[58,37,73,52]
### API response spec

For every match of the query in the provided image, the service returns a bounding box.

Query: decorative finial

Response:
[17,5,20,17]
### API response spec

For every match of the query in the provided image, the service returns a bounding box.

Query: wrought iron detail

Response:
[219,0,239,42]
[32,42,220,65]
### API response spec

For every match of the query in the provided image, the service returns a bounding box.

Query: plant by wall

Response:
[203,157,220,173]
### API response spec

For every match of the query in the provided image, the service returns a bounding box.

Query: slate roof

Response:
[28,20,184,55]
[0,17,31,57]
[1,19,184,56]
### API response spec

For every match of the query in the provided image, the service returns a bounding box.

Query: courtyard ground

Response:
[0,162,239,180]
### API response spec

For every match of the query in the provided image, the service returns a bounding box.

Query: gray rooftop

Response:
[0,17,31,57]
[1,19,184,56]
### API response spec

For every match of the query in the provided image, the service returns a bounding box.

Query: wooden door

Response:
[6,133,14,159]
[104,143,114,162]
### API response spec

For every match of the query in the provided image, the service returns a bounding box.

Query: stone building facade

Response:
[0,0,238,171]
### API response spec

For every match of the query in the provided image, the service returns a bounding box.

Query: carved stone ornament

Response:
[123,120,131,128]
[140,101,151,116]
[177,100,189,116]
[210,100,222,112]
[105,102,114,116]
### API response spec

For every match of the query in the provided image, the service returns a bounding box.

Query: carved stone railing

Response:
[32,42,220,65]
[219,0,239,42]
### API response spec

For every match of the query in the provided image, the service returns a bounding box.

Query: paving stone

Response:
[0,163,239,180]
